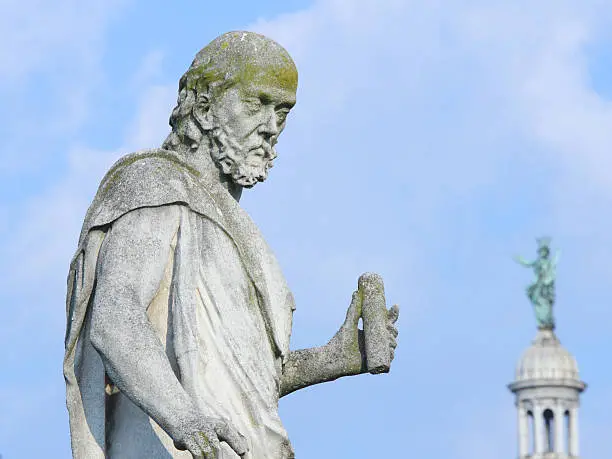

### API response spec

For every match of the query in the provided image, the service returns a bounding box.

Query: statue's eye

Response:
[244,98,262,113]
[276,108,290,124]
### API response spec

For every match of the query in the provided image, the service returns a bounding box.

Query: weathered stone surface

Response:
[64,31,399,459]
[359,273,393,374]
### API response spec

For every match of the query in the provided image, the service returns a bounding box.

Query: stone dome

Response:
[514,329,580,382]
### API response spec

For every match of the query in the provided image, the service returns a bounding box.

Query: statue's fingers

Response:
[387,304,400,323]
[214,420,248,456]
[390,348,395,361]
[387,323,399,338]
[389,336,398,349]
[182,438,204,458]
[195,432,220,459]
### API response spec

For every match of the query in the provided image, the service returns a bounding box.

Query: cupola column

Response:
[569,406,580,456]
[517,405,529,457]
[554,403,565,454]
[533,404,544,454]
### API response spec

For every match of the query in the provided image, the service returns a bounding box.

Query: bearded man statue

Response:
[63,31,399,459]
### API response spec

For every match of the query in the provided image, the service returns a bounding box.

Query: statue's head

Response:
[536,237,551,258]
[163,31,298,188]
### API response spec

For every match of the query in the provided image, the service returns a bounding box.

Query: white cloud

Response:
[251,0,612,193]
[0,0,126,82]
[0,0,129,176]
[247,0,612,303]
[124,83,176,151]
[130,50,166,88]
[452,2,612,191]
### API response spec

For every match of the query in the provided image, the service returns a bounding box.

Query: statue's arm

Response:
[279,331,366,398]
[513,255,534,267]
[89,206,198,440]
[280,293,398,398]
[89,206,248,456]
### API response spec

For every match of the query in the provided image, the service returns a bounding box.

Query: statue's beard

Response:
[207,123,277,188]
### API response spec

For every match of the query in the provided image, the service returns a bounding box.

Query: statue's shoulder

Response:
[79,149,209,245]
[94,148,204,202]
[99,148,201,191]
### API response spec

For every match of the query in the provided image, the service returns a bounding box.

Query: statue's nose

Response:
[259,108,280,137]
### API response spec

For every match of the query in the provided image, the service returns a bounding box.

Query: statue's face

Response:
[539,247,550,258]
[207,80,296,187]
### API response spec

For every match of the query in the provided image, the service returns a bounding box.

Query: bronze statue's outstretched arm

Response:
[280,290,399,398]
[514,255,534,267]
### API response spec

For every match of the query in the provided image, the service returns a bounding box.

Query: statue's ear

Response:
[192,91,214,130]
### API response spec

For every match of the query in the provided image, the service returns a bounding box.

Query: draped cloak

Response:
[63,149,296,458]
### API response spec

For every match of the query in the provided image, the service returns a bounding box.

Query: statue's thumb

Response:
[343,290,362,328]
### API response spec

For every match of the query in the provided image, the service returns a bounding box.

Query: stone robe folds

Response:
[63,150,296,458]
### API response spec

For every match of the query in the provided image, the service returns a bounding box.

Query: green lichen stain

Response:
[197,432,213,450]
[240,390,259,427]
[237,61,298,94]
[185,64,224,93]
[351,289,365,368]
[183,31,298,95]
[247,284,258,307]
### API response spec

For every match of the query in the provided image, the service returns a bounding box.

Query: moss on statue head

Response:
[182,31,298,97]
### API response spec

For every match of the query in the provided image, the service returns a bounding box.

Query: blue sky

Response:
[2,0,612,457]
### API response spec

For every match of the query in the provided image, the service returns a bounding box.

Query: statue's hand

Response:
[329,291,399,374]
[172,412,249,459]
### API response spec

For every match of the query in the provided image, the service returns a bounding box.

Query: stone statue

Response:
[63,31,399,459]
[514,237,559,330]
